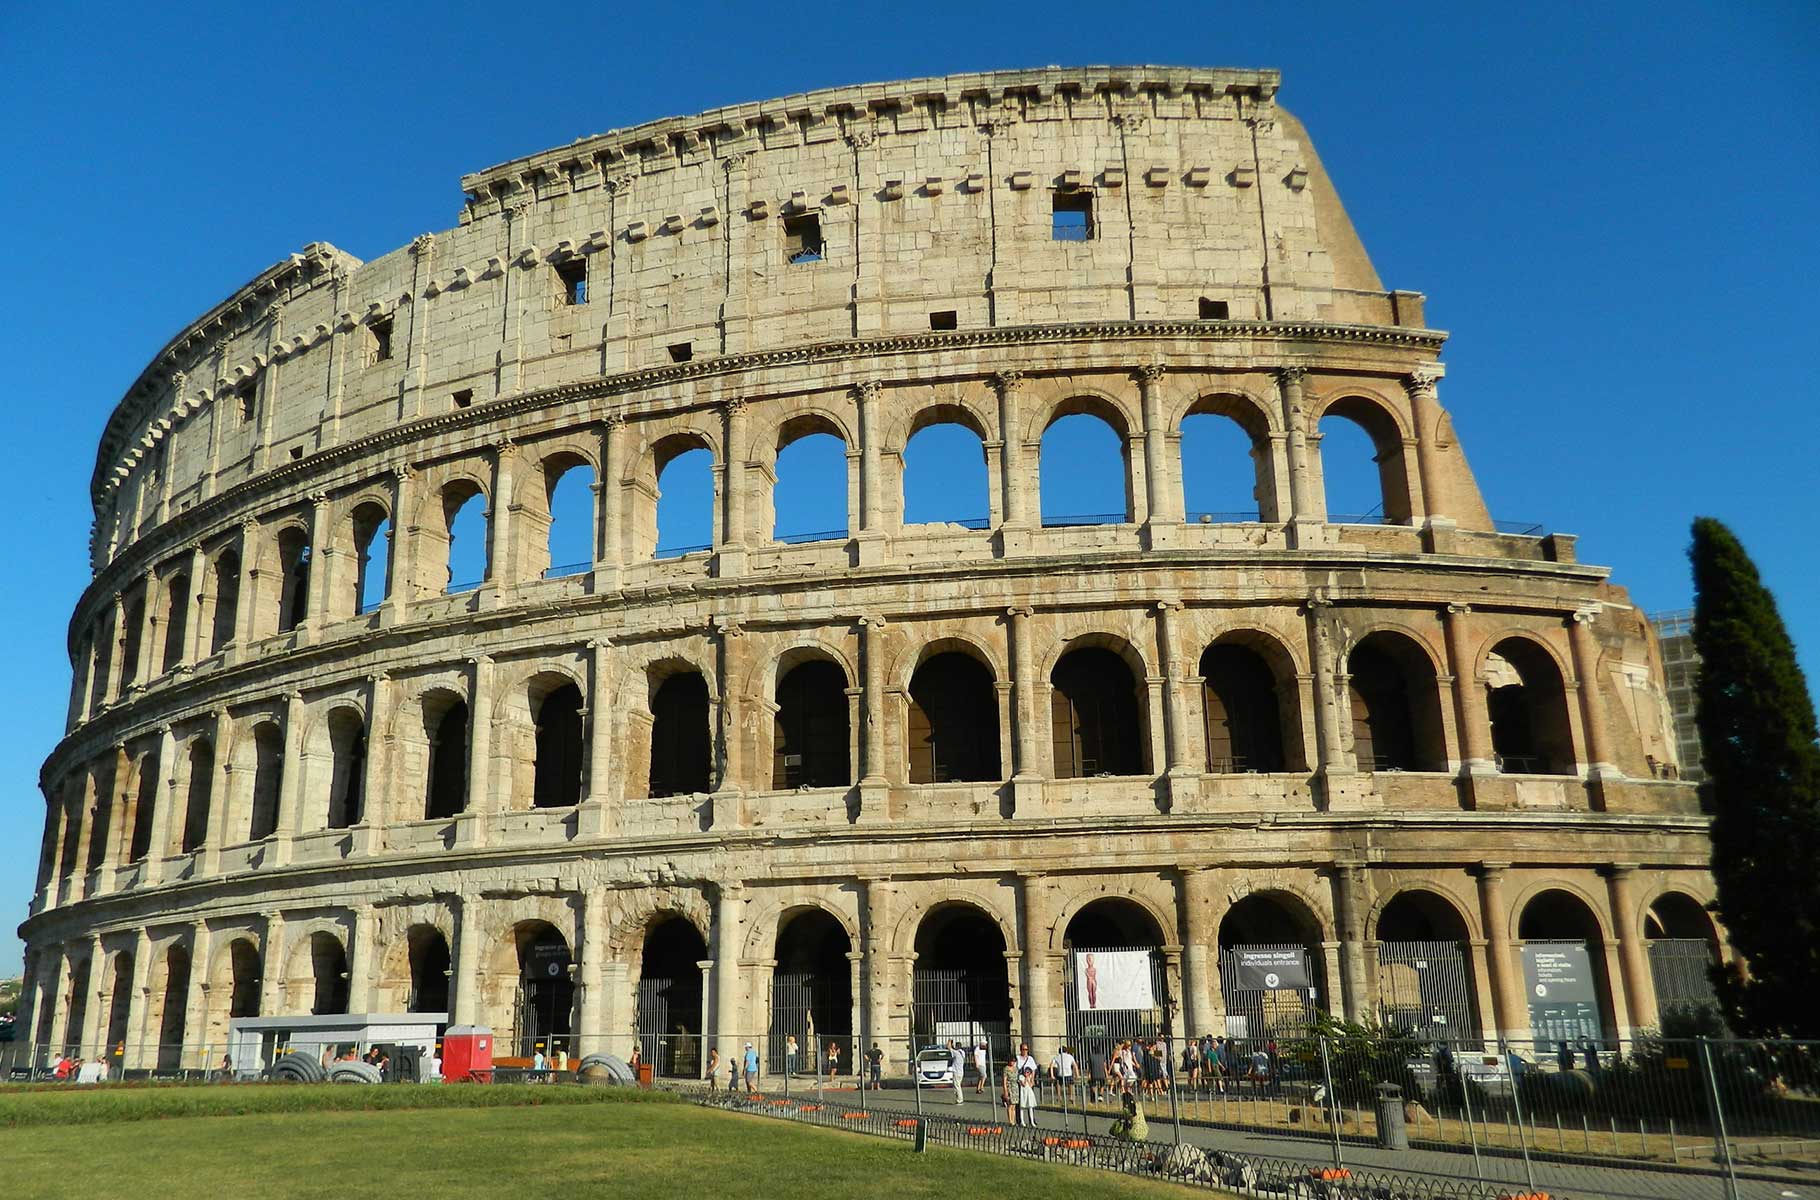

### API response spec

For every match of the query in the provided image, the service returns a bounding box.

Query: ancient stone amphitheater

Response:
[18,67,1723,1076]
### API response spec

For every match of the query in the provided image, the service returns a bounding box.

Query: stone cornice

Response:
[73,317,1446,631]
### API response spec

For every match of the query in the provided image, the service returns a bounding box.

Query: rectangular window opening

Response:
[289,446,303,461]
[555,258,588,305]
[929,310,958,331]
[453,389,474,408]
[667,342,693,363]
[237,383,257,424]
[371,316,394,363]
[1052,190,1094,241]
[783,212,824,264]
[1199,297,1230,320]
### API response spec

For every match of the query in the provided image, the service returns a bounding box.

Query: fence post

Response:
[1318,1035,1343,1169]
[1698,1038,1740,1200]
[1500,1039,1537,1192]
[1460,1057,1483,1181]
[1165,1036,1183,1146]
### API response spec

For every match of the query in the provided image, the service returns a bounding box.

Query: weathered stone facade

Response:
[19,67,1718,1069]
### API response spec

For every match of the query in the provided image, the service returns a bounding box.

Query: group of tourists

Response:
[704,1041,767,1095]
[1182,1033,1279,1093]
[47,1053,108,1084]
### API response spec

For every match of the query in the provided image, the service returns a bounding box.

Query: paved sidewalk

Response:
[769,1081,1810,1200]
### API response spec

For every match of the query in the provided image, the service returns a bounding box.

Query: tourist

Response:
[785,1034,799,1076]
[1087,1043,1110,1103]
[1557,1041,1574,1072]
[825,1040,840,1083]
[1051,1044,1077,1103]
[744,1042,760,1093]
[218,1053,233,1081]
[867,1043,884,1089]
[949,1041,966,1103]
[706,1046,720,1093]
[728,1052,739,1095]
[1109,1089,1148,1142]
[531,1047,547,1081]
[1014,1041,1038,1086]
[1017,1067,1039,1127]
[1183,1037,1201,1090]
[972,1041,988,1094]
[1000,1059,1018,1125]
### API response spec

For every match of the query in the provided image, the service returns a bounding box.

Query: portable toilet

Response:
[442,1026,494,1083]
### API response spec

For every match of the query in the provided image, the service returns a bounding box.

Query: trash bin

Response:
[636,1062,654,1087]
[442,1026,494,1084]
[1374,1082,1408,1150]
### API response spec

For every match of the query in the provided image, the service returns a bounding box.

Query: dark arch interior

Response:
[650,672,712,797]
[327,710,366,829]
[912,904,1011,1049]
[533,683,585,808]
[1348,634,1446,772]
[127,747,159,863]
[158,948,190,1070]
[210,551,239,654]
[1374,892,1479,1044]
[1065,898,1165,948]
[160,572,190,674]
[907,652,1001,783]
[228,940,261,1019]
[770,909,854,1071]
[1201,642,1288,773]
[773,659,850,789]
[425,698,469,820]
[106,953,134,1050]
[1645,893,1713,942]
[408,926,451,1013]
[1220,893,1320,948]
[1486,638,1575,776]
[182,739,214,852]
[1377,890,1470,942]
[639,916,708,1075]
[119,591,144,687]
[309,933,349,1015]
[514,922,573,1056]
[1518,890,1604,944]
[276,527,311,632]
[249,724,283,841]
[1517,889,1615,1042]
[1051,646,1145,778]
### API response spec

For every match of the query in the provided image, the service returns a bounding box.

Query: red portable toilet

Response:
[442,1026,494,1083]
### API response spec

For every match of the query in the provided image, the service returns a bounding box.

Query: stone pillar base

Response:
[1288,520,1325,550]
[1420,517,1458,554]
[714,548,747,578]
[575,798,611,839]
[1010,774,1045,818]
[1161,768,1200,812]
[452,811,488,849]
[1142,521,1181,550]
[1316,769,1374,811]
[996,527,1036,556]
[854,534,892,567]
[710,789,743,830]
[856,777,891,822]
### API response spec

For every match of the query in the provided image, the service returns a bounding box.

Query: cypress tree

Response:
[1689,516,1820,1036]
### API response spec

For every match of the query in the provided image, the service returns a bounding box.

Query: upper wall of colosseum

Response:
[87,67,1421,572]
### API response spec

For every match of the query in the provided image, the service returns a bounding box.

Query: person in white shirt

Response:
[1050,1046,1078,1102]
[972,1042,989,1094]
[948,1042,966,1103]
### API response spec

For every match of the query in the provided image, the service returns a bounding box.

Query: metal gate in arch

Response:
[1064,945,1171,1057]
[636,969,703,1078]
[1375,939,1480,1047]
[768,970,852,1074]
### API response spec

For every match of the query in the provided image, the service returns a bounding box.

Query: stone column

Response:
[1154,600,1194,776]
[1138,364,1181,547]
[462,654,494,846]
[46,947,74,1055]
[303,493,331,636]
[101,596,127,704]
[450,894,484,1026]
[182,921,210,1070]
[121,931,153,1069]
[1404,367,1449,526]
[271,691,304,865]
[856,381,885,533]
[185,544,210,664]
[579,639,614,836]
[1604,865,1658,1035]
[347,904,377,1014]
[350,675,386,855]
[199,708,231,876]
[1019,874,1058,1048]
[1180,869,1220,1038]
[78,936,106,1056]
[1007,607,1039,780]
[596,416,625,586]
[714,619,745,795]
[1441,604,1495,777]
[15,948,40,1061]
[859,877,892,1053]
[1570,609,1622,779]
[714,882,745,1051]
[1277,367,1323,546]
[994,372,1031,529]
[1331,864,1373,1022]
[859,616,887,786]
[142,725,178,885]
[386,466,417,623]
[258,913,287,1017]
[1304,599,1353,776]
[483,441,517,605]
[96,745,131,892]
[131,571,158,686]
[576,889,607,1049]
[1475,864,1528,1040]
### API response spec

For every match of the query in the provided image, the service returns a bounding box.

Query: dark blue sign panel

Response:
[1521,941,1602,1044]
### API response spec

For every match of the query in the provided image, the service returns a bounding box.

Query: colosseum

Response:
[16,66,1724,1077]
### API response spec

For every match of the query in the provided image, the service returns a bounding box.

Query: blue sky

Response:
[1,1,1815,977]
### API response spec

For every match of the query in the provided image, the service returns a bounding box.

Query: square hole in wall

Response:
[370,316,394,362]
[668,342,693,363]
[289,446,303,461]
[1199,298,1230,320]
[1051,190,1093,241]
[929,310,958,331]
[783,212,824,264]
[555,258,588,305]
[236,382,257,424]
[453,389,474,408]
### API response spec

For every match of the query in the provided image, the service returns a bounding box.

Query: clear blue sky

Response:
[2,1,1815,977]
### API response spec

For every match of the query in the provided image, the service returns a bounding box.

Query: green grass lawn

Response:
[4,1087,1192,1199]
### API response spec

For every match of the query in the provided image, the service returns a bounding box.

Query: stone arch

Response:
[1511,880,1615,943]
[1348,627,1449,773]
[888,631,1006,694]
[1170,386,1279,438]
[1177,389,1282,523]
[530,446,598,579]
[764,407,855,463]
[1368,882,1481,943]
[630,429,718,561]
[492,660,588,811]
[771,646,852,790]
[1050,885,1175,954]
[889,888,1021,958]
[415,685,471,822]
[603,886,713,959]
[1641,887,1721,949]
[1313,390,1415,524]
[374,904,458,1014]
[899,403,992,528]
[1514,883,1619,1039]
[487,909,578,1057]
[1477,631,1577,776]
[740,894,861,962]
[1199,628,1307,774]
[1023,384,1140,446]
[283,923,351,1016]
[887,397,995,454]
[905,641,1004,785]
[346,497,393,618]
[1046,633,1152,779]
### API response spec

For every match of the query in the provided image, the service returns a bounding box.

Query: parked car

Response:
[915,1047,956,1087]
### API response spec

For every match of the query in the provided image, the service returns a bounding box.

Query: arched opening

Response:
[532,682,585,808]
[210,550,239,654]
[119,590,144,687]
[64,958,92,1053]
[105,952,133,1062]
[1181,399,1273,523]
[1064,899,1168,1054]
[297,931,350,1016]
[543,457,596,578]
[1645,892,1723,1028]
[157,945,190,1071]
[275,527,311,632]
[325,708,367,829]
[912,904,1011,1058]
[443,482,489,593]
[84,759,117,874]
[1050,645,1147,778]
[423,694,470,820]
[127,746,159,864]
[160,572,191,673]
[1219,892,1327,1041]
[89,611,115,711]
[181,738,213,853]
[1318,397,1413,525]
[1200,639,1296,773]
[228,939,262,1019]
[773,423,848,544]
[649,672,712,797]
[1485,637,1576,775]
[1375,890,1480,1044]
[637,916,707,1077]
[902,414,989,528]
[247,721,283,841]
[1040,406,1129,527]
[407,926,452,1013]
[773,658,851,789]
[907,651,1001,783]
[1349,632,1447,772]
[1517,889,1614,1044]
[652,439,715,559]
[351,503,391,615]
[510,923,573,1058]
[768,908,853,1073]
